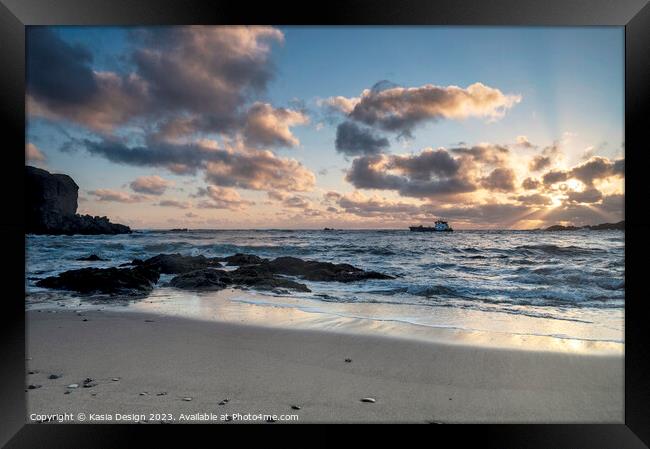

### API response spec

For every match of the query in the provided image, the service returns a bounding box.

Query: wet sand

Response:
[25,309,624,423]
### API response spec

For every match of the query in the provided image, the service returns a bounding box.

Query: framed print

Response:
[1,0,649,447]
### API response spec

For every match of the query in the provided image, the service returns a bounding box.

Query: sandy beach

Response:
[25,309,624,424]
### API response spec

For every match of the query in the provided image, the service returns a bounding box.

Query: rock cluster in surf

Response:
[35,253,394,296]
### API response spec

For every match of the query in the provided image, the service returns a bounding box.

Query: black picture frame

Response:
[1,0,648,446]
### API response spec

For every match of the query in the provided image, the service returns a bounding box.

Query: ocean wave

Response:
[514,244,601,256]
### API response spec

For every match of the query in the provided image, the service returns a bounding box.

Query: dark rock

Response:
[48,374,61,379]
[222,253,265,266]
[166,254,390,292]
[345,358,352,363]
[290,405,301,410]
[360,397,376,403]
[264,256,394,282]
[168,269,232,290]
[26,166,131,235]
[168,267,310,293]
[76,254,108,261]
[36,266,160,295]
[27,384,42,390]
[134,253,221,274]
[230,266,311,292]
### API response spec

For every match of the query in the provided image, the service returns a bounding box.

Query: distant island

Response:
[26,166,131,235]
[544,220,624,232]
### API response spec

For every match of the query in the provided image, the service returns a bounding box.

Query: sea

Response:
[25,229,625,353]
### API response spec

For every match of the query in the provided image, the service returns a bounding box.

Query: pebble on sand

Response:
[291,405,301,410]
[111,378,120,381]
[157,392,168,396]
[182,397,193,401]
[345,358,352,363]
[27,384,42,390]
[360,397,376,403]
[48,374,61,379]
[67,384,79,389]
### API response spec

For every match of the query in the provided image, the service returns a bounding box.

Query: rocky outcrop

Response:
[26,166,131,235]
[263,256,394,282]
[544,220,625,231]
[76,254,108,261]
[129,253,222,274]
[127,253,394,283]
[222,253,266,266]
[36,253,393,297]
[36,266,159,295]
[168,267,310,292]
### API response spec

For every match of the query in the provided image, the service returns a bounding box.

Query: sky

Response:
[25,26,624,229]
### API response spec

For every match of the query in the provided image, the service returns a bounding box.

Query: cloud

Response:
[283,195,312,209]
[196,185,254,210]
[321,96,360,115]
[266,191,287,201]
[28,26,285,136]
[541,156,624,187]
[345,144,515,198]
[515,135,536,149]
[88,189,149,203]
[346,153,474,198]
[26,143,46,162]
[157,199,191,209]
[27,28,99,109]
[335,121,390,156]
[203,148,315,192]
[569,156,624,186]
[529,142,561,172]
[243,102,309,148]
[515,193,553,205]
[326,82,521,136]
[130,175,174,195]
[565,188,603,204]
[336,192,426,218]
[73,138,315,192]
[522,177,541,190]
[437,203,534,227]
[535,195,623,226]
[542,169,570,186]
[480,167,516,192]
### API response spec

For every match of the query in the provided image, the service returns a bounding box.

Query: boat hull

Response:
[409,226,453,232]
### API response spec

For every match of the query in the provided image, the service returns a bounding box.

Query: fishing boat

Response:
[409,219,453,232]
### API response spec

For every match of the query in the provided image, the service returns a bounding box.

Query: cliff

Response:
[26,166,131,235]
